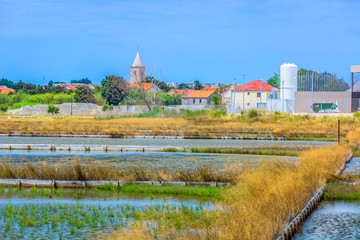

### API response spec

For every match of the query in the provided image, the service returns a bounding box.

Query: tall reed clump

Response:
[217,144,350,240]
[0,158,242,183]
[347,127,360,146]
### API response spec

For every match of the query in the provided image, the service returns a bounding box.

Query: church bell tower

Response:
[130,52,145,83]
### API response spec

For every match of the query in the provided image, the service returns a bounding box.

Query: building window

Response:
[247,103,250,106]
[257,92,261,97]
[247,92,250,95]
[199,99,202,103]
[193,99,195,103]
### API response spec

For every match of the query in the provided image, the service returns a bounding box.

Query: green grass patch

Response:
[163,147,300,157]
[103,184,226,200]
[324,183,360,201]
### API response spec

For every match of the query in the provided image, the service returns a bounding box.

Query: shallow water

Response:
[0,188,213,239]
[293,201,360,239]
[342,157,360,176]
[0,150,297,170]
[0,136,332,150]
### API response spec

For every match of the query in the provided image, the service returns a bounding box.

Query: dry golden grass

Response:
[107,131,357,240]
[347,127,360,146]
[0,114,358,139]
[0,158,243,183]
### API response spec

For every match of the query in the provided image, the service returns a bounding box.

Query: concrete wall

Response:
[8,103,149,116]
[295,91,352,113]
[166,104,209,111]
[8,103,209,116]
[9,103,100,116]
[266,99,294,113]
[99,105,149,117]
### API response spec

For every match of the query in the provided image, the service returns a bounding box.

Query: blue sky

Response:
[0,0,359,85]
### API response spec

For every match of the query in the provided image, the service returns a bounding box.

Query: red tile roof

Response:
[0,85,8,89]
[128,83,155,90]
[0,88,15,94]
[168,89,186,96]
[233,80,279,91]
[182,90,215,98]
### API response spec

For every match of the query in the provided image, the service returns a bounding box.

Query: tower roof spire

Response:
[132,52,143,67]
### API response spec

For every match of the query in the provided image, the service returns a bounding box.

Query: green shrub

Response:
[209,110,227,118]
[102,104,109,111]
[354,111,360,118]
[247,109,259,118]
[0,104,8,112]
[102,104,114,111]
[47,104,59,115]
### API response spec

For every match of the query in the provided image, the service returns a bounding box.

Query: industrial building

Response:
[229,64,360,113]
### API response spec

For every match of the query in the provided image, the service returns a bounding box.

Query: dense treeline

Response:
[0,75,184,112]
[0,78,68,94]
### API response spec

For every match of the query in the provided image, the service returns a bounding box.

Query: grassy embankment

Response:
[0,112,359,140]
[104,130,357,240]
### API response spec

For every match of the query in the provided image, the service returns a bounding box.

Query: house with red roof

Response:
[181,89,216,106]
[231,80,279,110]
[0,85,15,94]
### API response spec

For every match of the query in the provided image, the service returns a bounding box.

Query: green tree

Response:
[70,78,92,84]
[75,85,96,103]
[211,93,222,106]
[16,81,37,92]
[143,76,170,92]
[193,80,203,90]
[267,73,280,88]
[177,83,189,90]
[101,75,129,105]
[161,93,182,106]
[0,78,17,90]
[48,80,54,87]
[47,104,59,115]
[297,69,349,91]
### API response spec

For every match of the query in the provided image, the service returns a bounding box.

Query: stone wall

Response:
[99,105,149,117]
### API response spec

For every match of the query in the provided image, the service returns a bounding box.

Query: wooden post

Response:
[338,119,340,144]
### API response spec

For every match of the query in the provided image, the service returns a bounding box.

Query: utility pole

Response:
[233,78,236,114]
[259,79,262,110]
[311,72,314,113]
[282,80,285,112]
[242,74,245,112]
